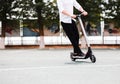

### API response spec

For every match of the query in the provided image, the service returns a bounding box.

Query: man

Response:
[57,0,88,56]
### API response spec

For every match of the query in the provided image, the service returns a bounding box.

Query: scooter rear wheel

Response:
[71,58,76,61]
[70,53,76,61]
[90,55,96,63]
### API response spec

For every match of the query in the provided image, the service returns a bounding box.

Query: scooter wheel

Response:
[71,58,76,61]
[70,53,76,61]
[90,55,96,63]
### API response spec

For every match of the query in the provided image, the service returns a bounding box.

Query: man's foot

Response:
[72,52,85,57]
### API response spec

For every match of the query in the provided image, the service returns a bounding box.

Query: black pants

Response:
[61,20,82,54]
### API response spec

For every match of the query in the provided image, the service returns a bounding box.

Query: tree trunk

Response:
[0,37,5,49]
[35,0,45,49]
[0,20,6,49]
[38,13,45,49]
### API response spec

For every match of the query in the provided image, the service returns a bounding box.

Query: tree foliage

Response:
[0,0,59,36]
[34,0,59,35]
[0,0,19,36]
[102,0,120,28]
[77,0,120,28]
[35,0,59,28]
[76,0,103,25]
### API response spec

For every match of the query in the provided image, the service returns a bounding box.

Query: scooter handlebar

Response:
[76,13,83,18]
[76,11,88,18]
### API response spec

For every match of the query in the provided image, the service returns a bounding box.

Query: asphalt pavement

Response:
[0,48,120,84]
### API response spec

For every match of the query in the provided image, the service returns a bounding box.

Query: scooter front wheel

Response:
[90,55,96,63]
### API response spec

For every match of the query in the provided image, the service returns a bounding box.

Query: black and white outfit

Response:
[57,0,85,56]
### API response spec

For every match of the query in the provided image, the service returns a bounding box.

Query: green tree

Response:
[0,0,18,48]
[102,0,120,28]
[0,0,59,48]
[0,0,36,48]
[34,0,59,48]
[77,0,103,24]
[35,0,59,36]
[14,0,35,19]
[0,0,15,37]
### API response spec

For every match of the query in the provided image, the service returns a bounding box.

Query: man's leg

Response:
[61,21,83,55]
[71,20,83,54]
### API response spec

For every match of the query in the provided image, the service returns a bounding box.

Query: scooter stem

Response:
[77,16,90,47]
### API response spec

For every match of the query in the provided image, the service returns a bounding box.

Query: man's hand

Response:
[71,14,77,18]
[82,11,88,16]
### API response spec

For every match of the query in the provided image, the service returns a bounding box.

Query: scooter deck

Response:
[70,52,96,63]
[70,53,89,59]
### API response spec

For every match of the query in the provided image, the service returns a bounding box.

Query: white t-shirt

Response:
[57,0,81,23]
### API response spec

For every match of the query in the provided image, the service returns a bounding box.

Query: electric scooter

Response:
[70,14,96,63]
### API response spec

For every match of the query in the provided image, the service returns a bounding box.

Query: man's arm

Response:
[73,0,88,16]
[62,10,76,18]
[57,0,76,18]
